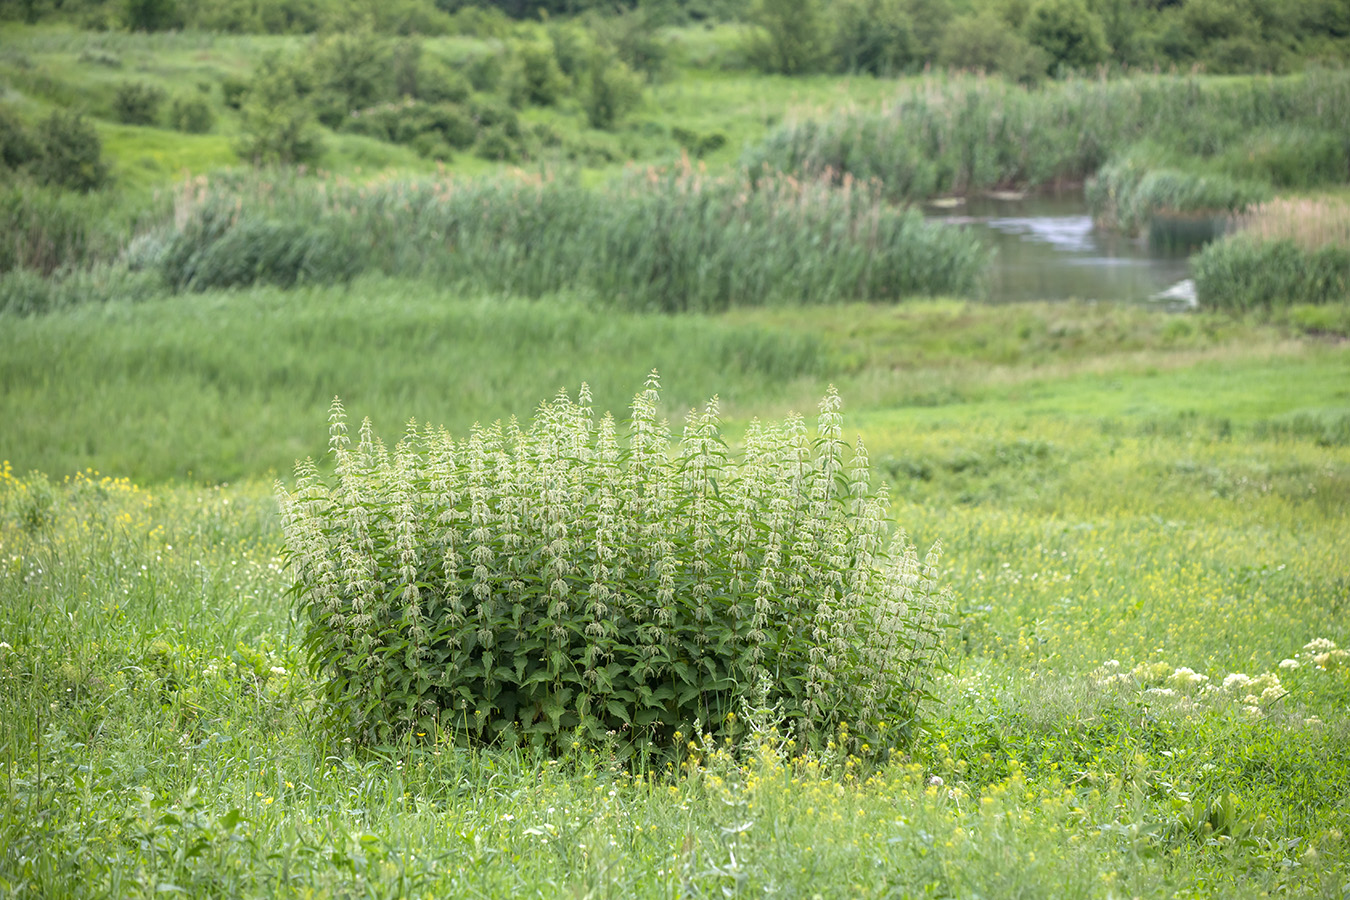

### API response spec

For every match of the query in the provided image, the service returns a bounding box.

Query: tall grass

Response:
[0,183,156,275]
[0,281,829,482]
[3,165,988,315]
[1194,198,1350,311]
[744,71,1350,201]
[158,164,987,309]
[1085,146,1271,239]
[1230,197,1350,251]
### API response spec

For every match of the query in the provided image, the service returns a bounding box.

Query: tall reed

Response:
[158,163,988,309]
[744,71,1350,201]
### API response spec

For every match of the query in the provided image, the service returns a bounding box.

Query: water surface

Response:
[930,195,1197,305]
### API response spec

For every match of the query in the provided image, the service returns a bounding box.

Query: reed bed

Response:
[744,71,1350,202]
[148,164,988,311]
[1230,197,1350,252]
[1085,148,1271,238]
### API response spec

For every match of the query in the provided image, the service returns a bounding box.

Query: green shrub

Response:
[279,380,951,751]
[1024,0,1108,74]
[937,12,1048,82]
[744,0,829,75]
[168,93,215,134]
[415,56,472,104]
[124,0,181,31]
[591,9,670,82]
[0,106,40,171]
[236,57,323,166]
[112,81,165,126]
[1193,234,1350,311]
[221,75,250,110]
[33,112,109,192]
[583,52,643,131]
[514,40,566,107]
[831,0,917,76]
[474,126,521,163]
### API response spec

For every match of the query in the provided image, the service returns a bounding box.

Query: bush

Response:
[123,0,181,31]
[113,81,166,126]
[514,40,567,107]
[583,52,643,130]
[279,381,951,752]
[938,12,1049,82]
[1194,234,1350,311]
[33,112,109,192]
[168,94,215,134]
[473,126,521,163]
[306,32,396,128]
[1024,0,1108,74]
[744,0,829,75]
[236,57,323,166]
[0,106,40,171]
[832,0,917,76]
[221,76,250,110]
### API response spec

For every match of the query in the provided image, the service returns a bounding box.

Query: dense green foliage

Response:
[0,109,110,192]
[745,71,1350,200]
[8,0,1348,78]
[281,383,948,751]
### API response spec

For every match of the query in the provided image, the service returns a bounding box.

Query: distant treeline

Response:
[7,0,1349,77]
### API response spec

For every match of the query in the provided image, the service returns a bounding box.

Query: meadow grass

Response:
[4,288,1347,484]
[2,297,1347,897]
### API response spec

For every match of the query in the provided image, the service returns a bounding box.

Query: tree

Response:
[1025,0,1109,73]
[236,56,323,166]
[583,50,643,130]
[124,0,180,31]
[832,0,918,76]
[34,112,109,191]
[744,0,829,75]
[939,12,1049,82]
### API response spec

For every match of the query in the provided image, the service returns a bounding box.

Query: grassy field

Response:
[3,292,1348,898]
[4,10,1350,897]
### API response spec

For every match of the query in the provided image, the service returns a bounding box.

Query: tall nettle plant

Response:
[278,375,950,755]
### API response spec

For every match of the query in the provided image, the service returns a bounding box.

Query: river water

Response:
[929,194,1199,306]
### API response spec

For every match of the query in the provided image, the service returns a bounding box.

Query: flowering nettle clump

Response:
[278,375,950,753]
